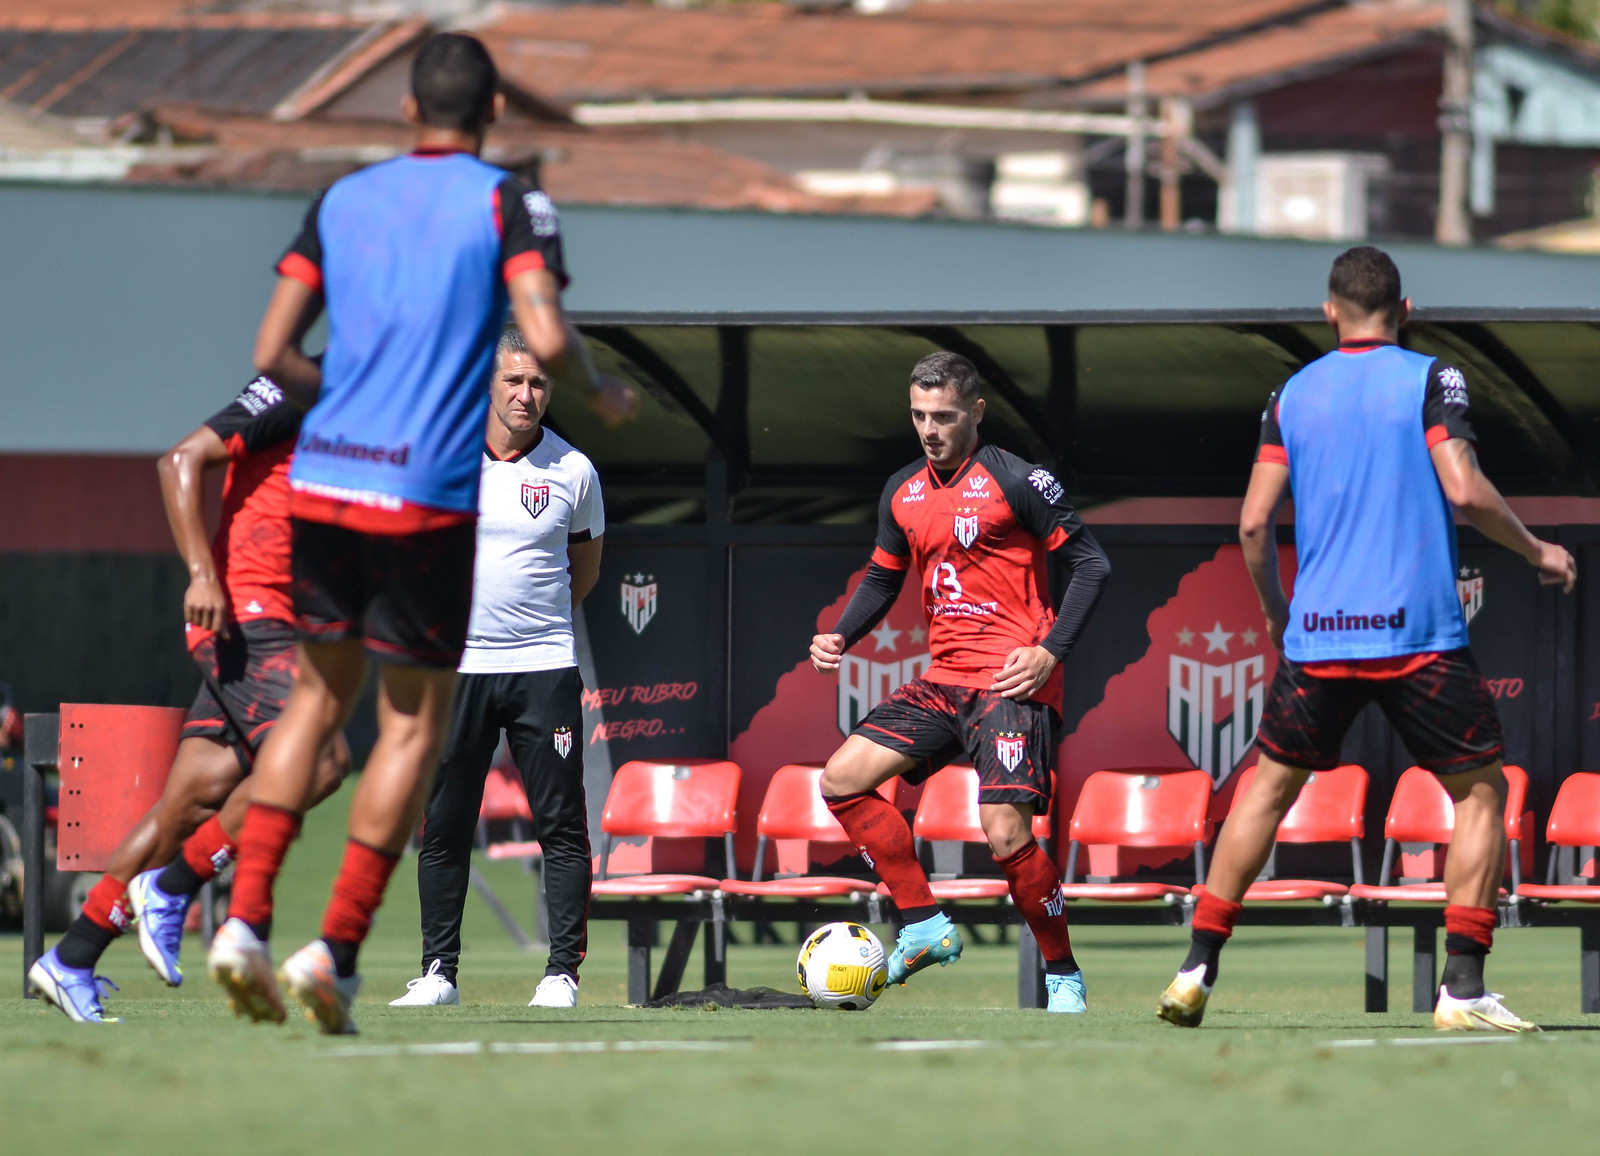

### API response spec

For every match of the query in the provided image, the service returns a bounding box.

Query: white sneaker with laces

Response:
[1433,987,1540,1033]
[529,973,578,1008]
[389,959,460,1007]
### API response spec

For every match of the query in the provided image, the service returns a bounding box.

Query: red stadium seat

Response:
[1516,772,1600,903]
[1204,763,1367,902]
[478,765,543,860]
[1060,769,1209,901]
[909,764,1047,901]
[718,764,879,898]
[593,759,741,896]
[1348,765,1527,902]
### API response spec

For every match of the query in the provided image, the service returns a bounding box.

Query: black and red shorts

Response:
[853,678,1057,813]
[291,517,476,669]
[1255,648,1504,775]
[184,619,299,764]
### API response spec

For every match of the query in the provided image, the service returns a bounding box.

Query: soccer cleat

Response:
[389,959,459,1007]
[529,973,578,1008]
[280,940,360,1035]
[27,948,120,1024]
[1434,988,1540,1033]
[1045,968,1087,1014]
[886,912,963,986]
[207,917,286,1025]
[1156,965,1212,1028]
[127,869,191,987]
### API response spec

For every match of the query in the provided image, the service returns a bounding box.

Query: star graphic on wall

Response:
[1241,627,1259,646]
[909,626,927,644]
[1460,566,1473,579]
[1176,627,1195,647]
[869,621,903,653]
[1201,622,1234,655]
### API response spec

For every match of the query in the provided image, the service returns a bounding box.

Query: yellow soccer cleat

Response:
[207,918,287,1025]
[1156,965,1212,1028]
[1433,988,1540,1033]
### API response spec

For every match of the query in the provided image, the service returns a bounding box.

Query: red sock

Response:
[229,803,302,932]
[81,874,131,935]
[825,791,935,912]
[182,815,238,882]
[1444,904,1496,953]
[996,840,1074,967]
[1193,888,1244,940]
[321,839,401,950]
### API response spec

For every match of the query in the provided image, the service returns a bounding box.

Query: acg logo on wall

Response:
[837,619,930,735]
[1168,623,1267,786]
[621,573,658,635]
[1458,566,1484,625]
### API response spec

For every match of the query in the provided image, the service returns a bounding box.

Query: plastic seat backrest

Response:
[600,759,740,838]
[912,765,986,843]
[1384,764,1528,845]
[1545,772,1600,848]
[758,765,852,842]
[1232,763,1367,844]
[1068,769,1210,848]
[480,767,534,823]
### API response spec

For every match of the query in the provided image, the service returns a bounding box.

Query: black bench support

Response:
[1412,924,1437,1014]
[21,713,57,999]
[1365,926,1388,1013]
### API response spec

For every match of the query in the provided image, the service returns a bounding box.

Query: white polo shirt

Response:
[459,428,604,674]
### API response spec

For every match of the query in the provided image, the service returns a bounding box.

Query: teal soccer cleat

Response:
[1045,968,1087,1013]
[886,912,963,986]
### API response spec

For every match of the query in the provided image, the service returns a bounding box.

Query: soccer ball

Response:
[797,921,888,1010]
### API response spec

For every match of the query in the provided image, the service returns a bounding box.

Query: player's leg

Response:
[505,668,589,1008]
[1158,658,1363,1027]
[394,673,499,1007]
[1379,650,1533,1031]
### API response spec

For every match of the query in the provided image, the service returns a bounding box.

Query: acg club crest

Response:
[1458,566,1484,625]
[953,512,980,549]
[553,727,573,758]
[995,733,1026,773]
[1168,622,1267,789]
[621,573,658,635]
[521,482,551,519]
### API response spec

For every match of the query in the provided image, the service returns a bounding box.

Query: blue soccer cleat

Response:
[27,947,121,1023]
[128,868,191,987]
[1045,968,1087,1014]
[886,912,963,986]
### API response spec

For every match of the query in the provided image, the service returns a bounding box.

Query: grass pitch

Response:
[4,791,1598,1154]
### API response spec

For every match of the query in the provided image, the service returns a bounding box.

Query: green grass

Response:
[4,790,1599,1154]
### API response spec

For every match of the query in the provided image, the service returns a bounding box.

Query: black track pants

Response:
[417,667,590,985]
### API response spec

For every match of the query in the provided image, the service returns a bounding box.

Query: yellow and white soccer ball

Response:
[797,921,888,1010]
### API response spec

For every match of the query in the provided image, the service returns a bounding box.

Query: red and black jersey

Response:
[867,442,1097,705]
[187,376,301,649]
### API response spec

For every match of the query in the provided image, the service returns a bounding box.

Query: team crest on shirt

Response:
[1458,566,1484,624]
[622,573,658,635]
[995,733,1026,773]
[953,511,980,549]
[521,482,551,519]
[553,727,573,758]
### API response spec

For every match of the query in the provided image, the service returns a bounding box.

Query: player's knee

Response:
[980,808,1032,857]
[819,755,865,799]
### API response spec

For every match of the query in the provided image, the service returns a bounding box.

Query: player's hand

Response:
[184,574,231,637]
[1532,540,1577,593]
[811,633,846,673]
[991,646,1057,700]
[1265,613,1288,652]
[588,373,639,428]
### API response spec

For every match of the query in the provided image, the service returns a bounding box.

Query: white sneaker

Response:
[207,918,285,1025]
[529,973,578,1008]
[390,959,460,1007]
[1434,987,1540,1033]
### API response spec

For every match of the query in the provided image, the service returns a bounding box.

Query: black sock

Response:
[324,937,359,979]
[245,918,271,942]
[1044,957,1079,976]
[55,916,116,971]
[899,904,941,925]
[1441,934,1487,1000]
[1181,929,1228,987]
[155,855,206,900]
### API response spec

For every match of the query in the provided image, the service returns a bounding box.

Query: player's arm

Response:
[156,424,232,637]
[992,465,1111,700]
[812,480,909,673]
[1240,461,1292,649]
[255,191,326,409]
[1422,361,1574,593]
[569,535,603,608]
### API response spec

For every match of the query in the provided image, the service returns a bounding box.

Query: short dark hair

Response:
[411,33,498,133]
[497,325,530,360]
[1328,246,1402,318]
[910,351,980,400]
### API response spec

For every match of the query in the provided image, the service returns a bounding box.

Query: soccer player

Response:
[390,331,602,1010]
[810,352,1110,1014]
[27,375,347,1023]
[1156,246,1576,1032]
[206,33,634,1034]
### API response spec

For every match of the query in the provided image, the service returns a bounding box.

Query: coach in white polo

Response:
[392,326,603,1009]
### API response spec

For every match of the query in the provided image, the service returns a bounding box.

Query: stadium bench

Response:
[718,763,884,904]
[1209,763,1368,903]
[1511,771,1600,1011]
[1060,769,1210,902]
[466,762,547,952]
[589,759,740,1004]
